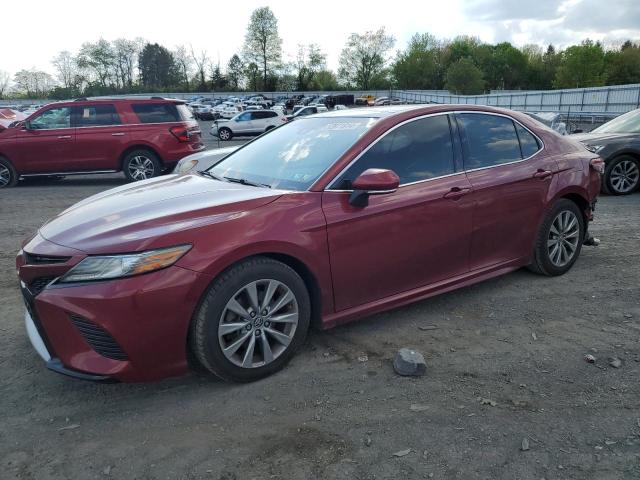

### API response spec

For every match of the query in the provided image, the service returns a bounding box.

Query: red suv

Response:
[0,97,203,187]
[16,105,602,383]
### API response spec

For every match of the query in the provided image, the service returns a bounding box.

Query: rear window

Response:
[75,104,120,127]
[131,103,190,123]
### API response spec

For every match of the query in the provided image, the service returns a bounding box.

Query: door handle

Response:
[111,132,125,136]
[533,169,553,179]
[57,135,71,139]
[443,187,471,200]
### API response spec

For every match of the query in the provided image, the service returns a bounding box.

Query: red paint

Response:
[16,105,600,382]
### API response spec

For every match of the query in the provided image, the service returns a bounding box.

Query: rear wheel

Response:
[190,257,310,382]
[123,149,161,182]
[529,199,584,276]
[0,157,18,188]
[603,156,640,195]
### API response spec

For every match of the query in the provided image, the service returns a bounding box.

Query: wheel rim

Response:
[220,130,230,140]
[128,156,155,180]
[610,160,639,193]
[0,164,11,187]
[218,279,299,369]
[547,210,580,267]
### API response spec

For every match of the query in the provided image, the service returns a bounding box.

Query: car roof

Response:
[314,104,524,121]
[44,97,185,108]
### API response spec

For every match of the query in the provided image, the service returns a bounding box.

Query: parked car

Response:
[211,110,287,140]
[193,104,218,120]
[571,108,640,195]
[0,97,204,187]
[285,95,305,110]
[309,104,328,112]
[218,105,244,119]
[287,106,320,120]
[333,104,347,111]
[17,105,601,382]
[373,97,389,106]
[174,146,240,174]
[355,95,376,106]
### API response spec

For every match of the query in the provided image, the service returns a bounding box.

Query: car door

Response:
[14,106,76,173]
[455,112,556,270]
[233,112,254,134]
[72,104,128,171]
[322,114,474,311]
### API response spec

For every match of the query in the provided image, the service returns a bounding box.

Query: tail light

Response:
[281,117,288,123]
[170,126,190,143]
[590,158,605,174]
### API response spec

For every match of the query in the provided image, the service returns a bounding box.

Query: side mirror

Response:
[349,168,400,208]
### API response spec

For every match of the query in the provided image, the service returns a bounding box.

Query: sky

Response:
[1,0,640,77]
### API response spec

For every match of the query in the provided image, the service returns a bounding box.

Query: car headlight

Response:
[585,144,605,153]
[59,245,191,283]
[176,158,199,174]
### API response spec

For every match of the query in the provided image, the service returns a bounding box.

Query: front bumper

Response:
[19,263,212,382]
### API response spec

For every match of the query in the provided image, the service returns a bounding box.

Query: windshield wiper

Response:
[198,170,225,181]
[224,176,272,188]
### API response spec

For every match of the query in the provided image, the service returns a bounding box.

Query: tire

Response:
[602,155,640,195]
[190,257,311,382]
[218,127,232,141]
[0,156,18,188]
[122,149,161,182]
[529,199,585,276]
[265,125,275,132]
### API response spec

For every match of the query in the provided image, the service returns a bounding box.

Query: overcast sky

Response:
[2,0,639,77]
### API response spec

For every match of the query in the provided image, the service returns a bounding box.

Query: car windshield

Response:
[593,109,640,133]
[207,116,377,191]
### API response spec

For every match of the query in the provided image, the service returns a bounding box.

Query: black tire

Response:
[528,199,585,276]
[218,127,233,141]
[122,149,162,182]
[190,257,311,382]
[602,155,640,195]
[0,156,18,188]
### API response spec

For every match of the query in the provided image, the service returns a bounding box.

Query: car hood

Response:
[570,132,636,144]
[38,174,284,254]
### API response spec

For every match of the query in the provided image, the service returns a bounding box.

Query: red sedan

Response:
[16,105,603,382]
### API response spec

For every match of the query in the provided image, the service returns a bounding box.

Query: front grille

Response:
[23,252,70,265]
[28,276,56,296]
[70,315,128,361]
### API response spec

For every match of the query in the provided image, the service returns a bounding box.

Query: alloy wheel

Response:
[547,210,580,267]
[219,129,231,140]
[0,164,10,187]
[128,156,155,181]
[610,159,639,194]
[218,279,299,369]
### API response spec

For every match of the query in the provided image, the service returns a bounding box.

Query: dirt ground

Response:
[0,176,639,480]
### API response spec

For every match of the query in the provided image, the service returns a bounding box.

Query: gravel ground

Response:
[0,175,639,479]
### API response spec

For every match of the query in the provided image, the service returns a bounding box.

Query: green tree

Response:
[295,44,326,90]
[76,39,115,88]
[245,62,260,91]
[392,33,441,89]
[445,58,485,94]
[227,54,244,90]
[243,7,282,91]
[553,40,606,88]
[312,70,340,90]
[338,27,395,89]
[486,42,528,90]
[605,42,640,85]
[138,43,178,89]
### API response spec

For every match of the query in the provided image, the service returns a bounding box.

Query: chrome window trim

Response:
[324,110,546,192]
[325,111,455,191]
[20,121,197,132]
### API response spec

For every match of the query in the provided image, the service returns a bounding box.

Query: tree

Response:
[113,38,140,89]
[312,70,339,90]
[51,51,77,89]
[554,40,606,88]
[338,27,395,89]
[174,45,194,90]
[294,44,326,90]
[244,62,260,91]
[76,39,115,88]
[0,70,11,99]
[445,58,485,94]
[13,69,56,97]
[227,54,244,90]
[191,47,210,91]
[243,7,282,91]
[209,63,227,90]
[605,42,640,85]
[138,43,178,89]
[393,33,441,89]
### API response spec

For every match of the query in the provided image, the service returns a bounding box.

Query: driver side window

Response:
[29,107,71,130]
[332,115,455,189]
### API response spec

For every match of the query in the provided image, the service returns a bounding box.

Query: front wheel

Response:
[218,127,232,141]
[0,157,18,188]
[123,150,161,182]
[529,199,585,276]
[190,257,310,382]
[603,156,640,195]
